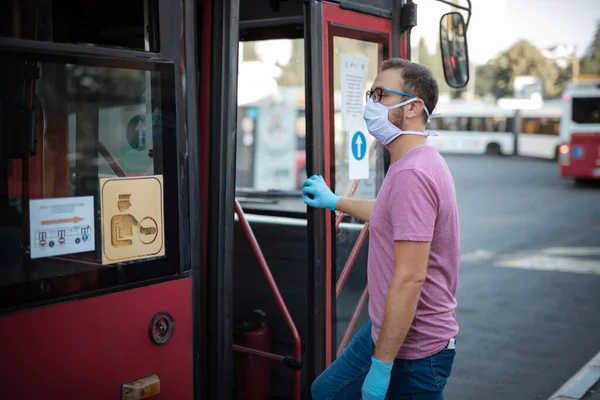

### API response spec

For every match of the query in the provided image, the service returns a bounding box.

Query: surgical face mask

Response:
[363,97,438,146]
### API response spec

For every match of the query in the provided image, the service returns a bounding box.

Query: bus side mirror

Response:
[439,12,469,89]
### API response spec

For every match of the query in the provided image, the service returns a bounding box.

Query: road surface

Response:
[442,155,600,400]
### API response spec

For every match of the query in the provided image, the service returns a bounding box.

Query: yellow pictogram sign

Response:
[100,175,165,265]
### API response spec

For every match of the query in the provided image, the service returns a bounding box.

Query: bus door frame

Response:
[197,0,241,398]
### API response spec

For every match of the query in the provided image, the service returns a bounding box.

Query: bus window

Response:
[0,53,179,309]
[522,118,560,135]
[469,117,486,132]
[235,38,306,211]
[0,0,157,52]
[572,97,600,124]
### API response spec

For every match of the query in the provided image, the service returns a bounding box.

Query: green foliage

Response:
[417,37,451,95]
[580,20,600,75]
[475,40,566,99]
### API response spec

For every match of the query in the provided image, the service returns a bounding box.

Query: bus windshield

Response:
[572,97,600,124]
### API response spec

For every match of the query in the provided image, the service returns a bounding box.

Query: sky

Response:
[412,0,600,65]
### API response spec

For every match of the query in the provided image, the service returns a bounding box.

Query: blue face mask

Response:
[363,90,439,146]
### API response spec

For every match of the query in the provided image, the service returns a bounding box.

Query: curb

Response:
[548,351,600,400]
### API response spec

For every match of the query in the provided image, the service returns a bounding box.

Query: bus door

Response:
[312,0,472,377]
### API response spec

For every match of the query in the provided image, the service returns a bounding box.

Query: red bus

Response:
[559,79,600,183]
[0,1,470,399]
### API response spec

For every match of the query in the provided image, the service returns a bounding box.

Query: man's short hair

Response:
[381,58,439,124]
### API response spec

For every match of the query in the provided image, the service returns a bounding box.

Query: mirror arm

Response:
[433,0,471,28]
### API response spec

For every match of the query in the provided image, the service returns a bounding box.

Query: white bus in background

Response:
[517,99,563,160]
[426,100,515,155]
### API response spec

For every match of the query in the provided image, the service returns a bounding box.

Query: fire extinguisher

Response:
[234,309,272,400]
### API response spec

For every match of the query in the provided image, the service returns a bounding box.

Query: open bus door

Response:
[217,3,402,399]
[310,0,471,380]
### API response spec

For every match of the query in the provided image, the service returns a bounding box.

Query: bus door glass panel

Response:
[236,39,306,198]
[330,34,387,354]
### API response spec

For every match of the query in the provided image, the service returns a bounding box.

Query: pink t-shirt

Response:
[368,145,459,360]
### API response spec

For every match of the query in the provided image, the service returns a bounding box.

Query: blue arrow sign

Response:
[351,131,367,161]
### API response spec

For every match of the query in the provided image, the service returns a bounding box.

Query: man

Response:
[303,58,460,399]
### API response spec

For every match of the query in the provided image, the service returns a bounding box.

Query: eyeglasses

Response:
[365,88,416,103]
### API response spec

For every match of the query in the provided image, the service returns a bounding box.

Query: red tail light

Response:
[559,143,570,166]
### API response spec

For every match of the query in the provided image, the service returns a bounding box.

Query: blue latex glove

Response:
[362,357,393,400]
[301,175,341,211]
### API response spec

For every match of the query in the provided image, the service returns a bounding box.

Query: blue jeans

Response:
[311,321,455,399]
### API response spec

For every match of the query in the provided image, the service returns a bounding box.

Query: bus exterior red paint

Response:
[1,278,193,400]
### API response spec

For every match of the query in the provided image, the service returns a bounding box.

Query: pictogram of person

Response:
[110,194,139,248]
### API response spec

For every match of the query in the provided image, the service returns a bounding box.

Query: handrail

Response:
[233,199,302,400]
[337,286,369,357]
[336,222,369,298]
[98,141,128,177]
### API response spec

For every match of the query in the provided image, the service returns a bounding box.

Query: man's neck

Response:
[387,132,427,164]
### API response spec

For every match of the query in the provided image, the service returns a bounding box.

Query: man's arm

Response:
[373,240,430,362]
[335,197,376,222]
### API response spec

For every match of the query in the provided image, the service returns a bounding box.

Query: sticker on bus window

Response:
[341,54,370,180]
[100,175,165,265]
[29,196,96,259]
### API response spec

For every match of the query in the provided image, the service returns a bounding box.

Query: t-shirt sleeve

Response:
[388,169,438,242]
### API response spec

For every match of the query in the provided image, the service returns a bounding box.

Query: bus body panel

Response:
[0,278,193,400]
[560,132,600,178]
[517,134,560,159]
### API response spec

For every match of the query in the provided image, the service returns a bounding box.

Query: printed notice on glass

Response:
[341,54,370,180]
[29,196,95,259]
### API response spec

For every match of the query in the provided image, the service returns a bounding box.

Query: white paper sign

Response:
[341,54,370,180]
[30,196,95,259]
[252,89,298,190]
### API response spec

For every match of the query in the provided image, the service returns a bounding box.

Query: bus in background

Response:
[558,79,600,182]
[426,100,515,155]
[517,99,563,160]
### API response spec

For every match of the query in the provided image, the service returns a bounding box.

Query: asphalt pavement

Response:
[440,154,600,400]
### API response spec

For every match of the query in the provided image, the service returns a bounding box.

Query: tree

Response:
[580,20,600,75]
[417,37,450,96]
[473,40,564,99]
[474,64,496,98]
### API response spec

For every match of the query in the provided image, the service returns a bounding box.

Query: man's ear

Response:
[407,100,425,120]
